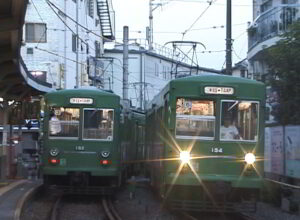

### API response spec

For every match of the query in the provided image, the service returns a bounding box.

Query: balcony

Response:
[248,5,300,53]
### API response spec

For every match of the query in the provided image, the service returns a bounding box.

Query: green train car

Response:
[119,108,145,179]
[41,87,122,194]
[146,74,265,212]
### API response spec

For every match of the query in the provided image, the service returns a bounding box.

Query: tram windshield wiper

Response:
[227,101,239,112]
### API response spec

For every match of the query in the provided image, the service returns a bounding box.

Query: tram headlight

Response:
[180,151,190,164]
[244,153,256,165]
[49,148,59,157]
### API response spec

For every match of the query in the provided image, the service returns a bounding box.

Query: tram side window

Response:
[220,101,259,141]
[83,109,114,141]
[175,99,215,139]
[49,108,79,138]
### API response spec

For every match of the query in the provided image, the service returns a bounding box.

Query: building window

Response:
[241,69,245,78]
[72,34,77,52]
[87,0,94,18]
[163,66,167,79]
[72,0,77,2]
[25,23,46,43]
[95,41,100,57]
[27,48,34,54]
[86,44,89,54]
[282,0,297,4]
[260,0,272,13]
[30,71,47,82]
[155,63,159,77]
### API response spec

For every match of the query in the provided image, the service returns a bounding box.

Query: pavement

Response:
[0,179,41,220]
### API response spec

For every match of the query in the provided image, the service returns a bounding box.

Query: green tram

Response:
[146,74,265,212]
[41,87,122,194]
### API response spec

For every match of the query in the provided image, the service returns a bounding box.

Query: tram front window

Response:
[220,101,259,141]
[176,98,215,139]
[83,109,114,141]
[49,107,79,138]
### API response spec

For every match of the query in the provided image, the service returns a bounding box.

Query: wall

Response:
[21,0,104,89]
[103,46,194,109]
[265,125,300,180]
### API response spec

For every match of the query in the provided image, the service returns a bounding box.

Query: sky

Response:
[110,0,253,70]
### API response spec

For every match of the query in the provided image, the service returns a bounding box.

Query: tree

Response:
[264,22,300,125]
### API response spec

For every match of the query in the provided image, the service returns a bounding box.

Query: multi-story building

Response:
[102,43,221,109]
[21,0,115,89]
[248,0,300,81]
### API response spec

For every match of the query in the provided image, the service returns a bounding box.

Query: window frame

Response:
[82,108,114,141]
[25,23,47,43]
[220,100,260,142]
[72,34,77,52]
[87,0,94,18]
[48,107,80,140]
[175,98,216,140]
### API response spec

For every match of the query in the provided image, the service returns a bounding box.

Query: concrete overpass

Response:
[0,0,53,101]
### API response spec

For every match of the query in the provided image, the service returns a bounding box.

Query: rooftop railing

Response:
[248,5,300,50]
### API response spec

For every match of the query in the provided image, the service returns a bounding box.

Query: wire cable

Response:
[182,0,218,36]
[46,0,111,41]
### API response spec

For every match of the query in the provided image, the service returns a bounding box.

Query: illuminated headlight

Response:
[49,148,59,157]
[245,153,256,165]
[180,151,190,164]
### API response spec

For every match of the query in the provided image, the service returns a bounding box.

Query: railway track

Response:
[102,196,122,220]
[49,195,122,220]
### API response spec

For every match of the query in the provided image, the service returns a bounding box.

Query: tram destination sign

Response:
[70,98,93,104]
[204,86,234,95]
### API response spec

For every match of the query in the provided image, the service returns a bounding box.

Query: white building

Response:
[102,44,221,109]
[248,0,300,81]
[232,59,249,78]
[21,0,115,89]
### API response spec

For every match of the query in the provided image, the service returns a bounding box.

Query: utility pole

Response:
[76,0,79,87]
[123,26,129,109]
[149,0,154,50]
[148,0,166,51]
[226,0,232,75]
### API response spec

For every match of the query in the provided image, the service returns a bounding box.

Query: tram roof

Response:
[45,87,119,98]
[171,73,264,86]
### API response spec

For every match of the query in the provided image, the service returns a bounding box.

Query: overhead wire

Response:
[46,0,110,41]
[45,0,89,48]
[30,0,48,48]
[160,0,255,7]
[181,0,218,37]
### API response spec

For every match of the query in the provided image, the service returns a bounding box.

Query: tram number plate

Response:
[75,146,85,151]
[211,147,223,153]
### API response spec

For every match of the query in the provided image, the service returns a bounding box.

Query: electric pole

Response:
[76,0,79,87]
[149,0,154,50]
[148,0,167,51]
[226,0,232,75]
[123,26,129,109]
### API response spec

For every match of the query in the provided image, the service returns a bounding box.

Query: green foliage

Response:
[264,22,300,124]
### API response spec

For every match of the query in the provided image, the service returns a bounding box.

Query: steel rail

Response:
[50,196,62,220]
[102,197,122,220]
